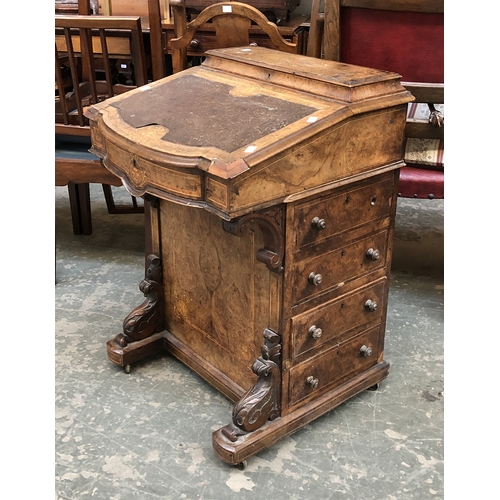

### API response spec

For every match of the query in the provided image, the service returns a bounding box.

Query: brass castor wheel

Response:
[124,364,131,374]
[236,460,247,470]
[368,383,380,391]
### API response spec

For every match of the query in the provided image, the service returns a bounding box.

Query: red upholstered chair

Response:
[309,0,444,199]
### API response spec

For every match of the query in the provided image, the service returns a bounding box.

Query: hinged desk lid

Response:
[87,47,412,218]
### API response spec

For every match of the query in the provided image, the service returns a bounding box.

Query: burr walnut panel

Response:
[224,108,406,217]
[160,200,282,393]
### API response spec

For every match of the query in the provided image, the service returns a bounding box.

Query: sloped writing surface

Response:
[111,74,317,153]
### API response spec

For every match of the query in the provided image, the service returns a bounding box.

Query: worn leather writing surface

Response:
[112,74,317,153]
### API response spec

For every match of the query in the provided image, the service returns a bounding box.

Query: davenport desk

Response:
[86,46,412,467]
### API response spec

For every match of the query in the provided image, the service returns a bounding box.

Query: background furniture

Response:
[87,46,412,465]
[184,0,301,20]
[92,0,300,20]
[55,13,148,234]
[55,0,80,14]
[148,0,308,80]
[169,0,298,74]
[309,0,444,199]
[77,1,308,80]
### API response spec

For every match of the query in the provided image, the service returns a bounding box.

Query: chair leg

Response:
[102,184,144,214]
[67,182,92,235]
[68,182,82,235]
[78,184,92,235]
[102,183,117,213]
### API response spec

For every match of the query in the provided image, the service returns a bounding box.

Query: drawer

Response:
[291,230,388,305]
[291,279,386,358]
[293,173,395,251]
[166,31,295,55]
[289,325,381,407]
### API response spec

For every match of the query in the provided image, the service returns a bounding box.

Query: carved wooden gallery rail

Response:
[86,45,412,466]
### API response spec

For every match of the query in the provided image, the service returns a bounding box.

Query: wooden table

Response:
[87,46,412,466]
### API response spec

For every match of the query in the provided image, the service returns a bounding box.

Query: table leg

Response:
[106,253,166,372]
[214,328,282,444]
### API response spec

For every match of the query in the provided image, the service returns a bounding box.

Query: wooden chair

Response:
[55,14,148,234]
[308,0,444,199]
[55,0,79,14]
[167,0,298,74]
[148,0,173,81]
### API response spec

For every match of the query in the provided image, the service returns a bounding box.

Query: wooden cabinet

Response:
[86,46,412,466]
[282,171,397,416]
[163,13,310,56]
[185,0,301,20]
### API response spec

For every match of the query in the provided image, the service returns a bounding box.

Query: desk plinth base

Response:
[105,234,393,465]
[106,332,165,372]
[107,326,248,400]
[107,322,390,466]
[212,361,390,466]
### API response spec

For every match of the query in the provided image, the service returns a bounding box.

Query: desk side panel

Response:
[160,200,282,393]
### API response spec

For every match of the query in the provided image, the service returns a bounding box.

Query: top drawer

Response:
[166,30,296,55]
[293,173,395,251]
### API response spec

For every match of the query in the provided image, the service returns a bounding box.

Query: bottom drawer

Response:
[288,325,381,407]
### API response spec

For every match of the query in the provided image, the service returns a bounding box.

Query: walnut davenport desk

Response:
[87,46,412,467]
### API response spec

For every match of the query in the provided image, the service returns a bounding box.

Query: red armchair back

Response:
[316,0,444,199]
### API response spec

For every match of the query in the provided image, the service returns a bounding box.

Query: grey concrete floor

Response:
[54,185,444,499]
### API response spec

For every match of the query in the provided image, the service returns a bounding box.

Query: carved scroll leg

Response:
[213,328,281,464]
[213,361,391,467]
[107,254,166,372]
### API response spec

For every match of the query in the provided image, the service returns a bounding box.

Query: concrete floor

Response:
[54,185,444,499]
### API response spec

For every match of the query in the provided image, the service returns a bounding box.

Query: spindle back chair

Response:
[55,14,148,233]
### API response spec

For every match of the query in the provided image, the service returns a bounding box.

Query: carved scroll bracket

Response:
[222,207,285,273]
[221,328,281,442]
[112,254,165,348]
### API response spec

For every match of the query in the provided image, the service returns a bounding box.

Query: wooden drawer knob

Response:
[308,272,323,286]
[306,375,319,389]
[364,299,378,312]
[311,216,326,230]
[308,325,323,339]
[360,345,373,357]
[189,39,201,50]
[366,248,380,261]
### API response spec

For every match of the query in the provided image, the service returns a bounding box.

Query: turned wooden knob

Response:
[311,216,326,230]
[364,299,378,312]
[308,325,323,339]
[189,39,201,49]
[429,110,444,127]
[306,375,319,389]
[308,272,322,286]
[366,248,380,261]
[360,345,373,357]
